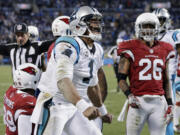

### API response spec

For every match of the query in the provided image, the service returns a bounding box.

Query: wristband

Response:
[76,99,91,113]
[124,89,131,97]
[167,98,173,105]
[117,73,128,81]
[98,104,108,116]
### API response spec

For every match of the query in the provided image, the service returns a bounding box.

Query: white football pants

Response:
[126,95,167,135]
[42,103,102,135]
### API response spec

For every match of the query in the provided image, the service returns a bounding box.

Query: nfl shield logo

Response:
[28,58,32,62]
[17,24,22,30]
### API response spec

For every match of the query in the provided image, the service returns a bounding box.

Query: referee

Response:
[0,23,54,80]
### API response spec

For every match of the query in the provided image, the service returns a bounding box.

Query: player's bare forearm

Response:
[118,56,130,74]
[57,78,81,105]
[98,68,107,102]
[87,84,103,107]
[119,80,129,93]
[164,60,172,99]
[118,56,130,93]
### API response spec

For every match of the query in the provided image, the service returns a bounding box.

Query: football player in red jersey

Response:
[117,12,175,135]
[47,15,70,61]
[3,63,41,135]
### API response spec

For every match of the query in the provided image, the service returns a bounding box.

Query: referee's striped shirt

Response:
[0,39,54,80]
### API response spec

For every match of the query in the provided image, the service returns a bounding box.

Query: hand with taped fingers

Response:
[128,94,140,109]
[83,106,100,120]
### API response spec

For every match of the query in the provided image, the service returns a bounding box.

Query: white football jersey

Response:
[37,36,104,104]
[158,29,180,77]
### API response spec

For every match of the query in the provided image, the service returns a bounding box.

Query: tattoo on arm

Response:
[118,56,130,93]
[118,56,129,73]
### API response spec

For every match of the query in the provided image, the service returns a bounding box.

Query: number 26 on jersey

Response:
[139,58,163,80]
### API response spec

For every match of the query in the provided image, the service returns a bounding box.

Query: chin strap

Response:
[88,29,102,41]
[78,30,102,42]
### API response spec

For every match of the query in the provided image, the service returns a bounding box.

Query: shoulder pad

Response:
[55,36,80,55]
[54,36,80,64]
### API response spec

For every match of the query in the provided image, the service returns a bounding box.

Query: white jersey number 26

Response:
[139,58,163,80]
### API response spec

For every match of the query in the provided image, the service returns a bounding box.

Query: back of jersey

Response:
[4,86,36,135]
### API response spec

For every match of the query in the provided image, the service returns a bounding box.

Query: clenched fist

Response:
[101,113,113,123]
[83,106,100,120]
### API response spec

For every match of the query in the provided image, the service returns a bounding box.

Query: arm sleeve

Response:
[0,44,9,56]
[18,115,33,135]
[38,39,55,53]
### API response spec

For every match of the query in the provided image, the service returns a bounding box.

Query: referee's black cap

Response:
[14,23,28,34]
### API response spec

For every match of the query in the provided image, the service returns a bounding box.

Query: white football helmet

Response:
[135,12,160,42]
[52,16,70,37]
[153,8,171,33]
[14,63,41,90]
[70,6,103,41]
[28,26,39,41]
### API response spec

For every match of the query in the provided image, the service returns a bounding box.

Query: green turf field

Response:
[0,65,178,135]
[0,65,12,134]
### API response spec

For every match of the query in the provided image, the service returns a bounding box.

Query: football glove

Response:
[128,94,140,109]
[164,105,174,124]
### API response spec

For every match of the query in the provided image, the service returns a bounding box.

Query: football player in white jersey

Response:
[173,38,180,133]
[153,8,180,135]
[31,6,112,135]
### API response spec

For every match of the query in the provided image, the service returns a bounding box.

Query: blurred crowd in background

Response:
[0,0,180,63]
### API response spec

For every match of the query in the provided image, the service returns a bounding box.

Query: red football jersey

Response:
[117,39,175,96]
[47,42,55,61]
[177,56,180,77]
[4,86,36,135]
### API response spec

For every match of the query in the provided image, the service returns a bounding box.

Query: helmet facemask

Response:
[137,23,159,42]
[84,15,103,41]
[158,16,171,33]
[70,6,103,41]
[153,8,171,33]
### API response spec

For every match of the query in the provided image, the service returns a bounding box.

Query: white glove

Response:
[164,105,174,124]
[128,94,140,109]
